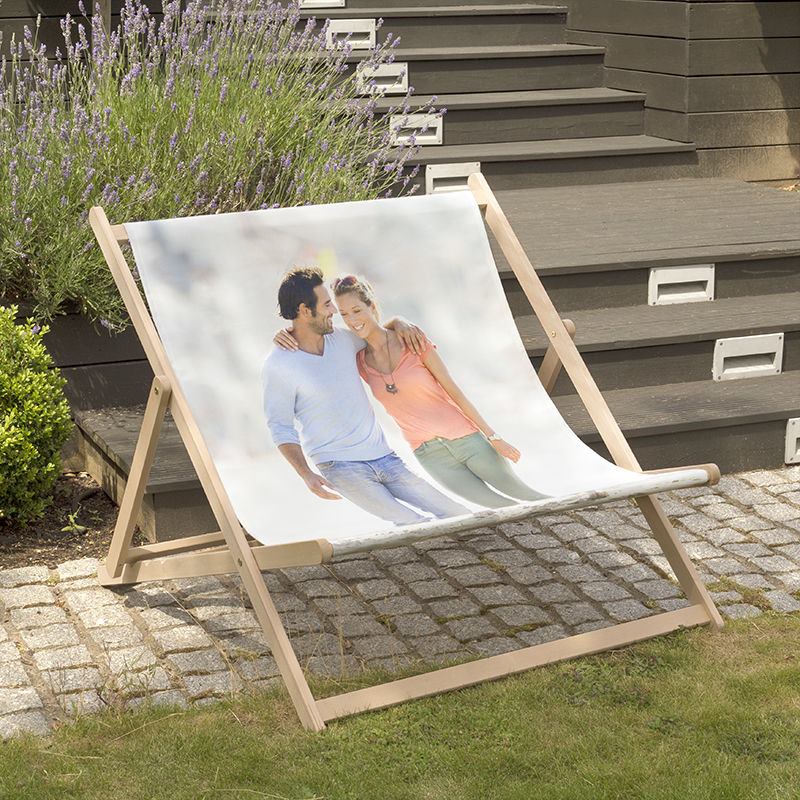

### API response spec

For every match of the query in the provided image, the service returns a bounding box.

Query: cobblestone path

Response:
[2,467,800,738]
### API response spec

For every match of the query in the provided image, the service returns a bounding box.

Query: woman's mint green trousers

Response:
[414,432,547,509]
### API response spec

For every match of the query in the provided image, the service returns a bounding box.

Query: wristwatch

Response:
[487,433,502,442]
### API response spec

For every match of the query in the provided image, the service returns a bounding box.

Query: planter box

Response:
[11,304,153,410]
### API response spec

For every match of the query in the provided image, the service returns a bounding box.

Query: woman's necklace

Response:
[381,329,399,394]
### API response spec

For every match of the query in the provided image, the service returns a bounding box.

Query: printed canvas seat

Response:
[90,174,722,730]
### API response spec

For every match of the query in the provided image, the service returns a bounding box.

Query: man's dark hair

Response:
[277,267,324,320]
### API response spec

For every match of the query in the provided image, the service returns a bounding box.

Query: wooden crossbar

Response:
[317,604,709,722]
[538,318,576,394]
[88,178,722,732]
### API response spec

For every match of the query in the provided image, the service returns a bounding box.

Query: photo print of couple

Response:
[126,192,647,548]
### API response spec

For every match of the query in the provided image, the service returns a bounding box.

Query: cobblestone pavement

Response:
[2,466,800,738]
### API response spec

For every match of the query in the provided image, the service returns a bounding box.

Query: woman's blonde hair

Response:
[331,274,380,318]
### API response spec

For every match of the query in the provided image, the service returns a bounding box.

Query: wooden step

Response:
[405,134,695,165]
[495,179,800,307]
[342,0,549,7]
[373,87,645,113]
[519,292,800,357]
[555,372,800,473]
[302,5,567,48]
[518,293,800,394]
[490,179,800,277]
[377,88,645,145]
[402,135,696,190]
[347,44,605,94]
[74,406,214,542]
[75,368,800,540]
[504,256,800,314]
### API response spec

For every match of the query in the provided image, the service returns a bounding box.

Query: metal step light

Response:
[786,419,800,465]
[389,113,443,146]
[300,0,345,7]
[648,264,715,306]
[425,162,481,194]
[712,332,784,382]
[356,62,408,95]
[325,19,376,50]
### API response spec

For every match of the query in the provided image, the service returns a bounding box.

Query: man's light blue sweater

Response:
[261,328,392,465]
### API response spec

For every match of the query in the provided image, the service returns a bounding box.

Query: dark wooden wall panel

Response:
[1,12,163,58]
[568,29,688,75]
[689,2,800,39]
[604,67,687,112]
[691,110,800,148]
[566,0,800,178]
[689,74,800,113]
[648,109,800,148]
[1,1,92,16]
[567,0,687,38]
[689,38,800,76]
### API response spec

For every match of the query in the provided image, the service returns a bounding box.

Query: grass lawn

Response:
[2,613,800,800]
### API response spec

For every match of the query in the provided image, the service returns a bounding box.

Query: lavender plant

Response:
[0,0,432,327]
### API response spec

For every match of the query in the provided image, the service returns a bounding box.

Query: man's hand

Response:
[274,327,299,351]
[302,471,341,500]
[390,318,430,355]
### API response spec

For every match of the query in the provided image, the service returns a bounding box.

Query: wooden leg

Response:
[538,318,576,394]
[636,494,724,630]
[105,375,171,578]
[166,401,326,731]
[91,205,324,731]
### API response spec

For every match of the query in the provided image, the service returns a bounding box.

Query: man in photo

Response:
[262,267,468,525]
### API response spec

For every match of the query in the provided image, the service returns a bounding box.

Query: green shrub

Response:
[0,305,73,524]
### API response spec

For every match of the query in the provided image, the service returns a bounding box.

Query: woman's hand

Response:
[490,437,521,463]
[274,328,299,351]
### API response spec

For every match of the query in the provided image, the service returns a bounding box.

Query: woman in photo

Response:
[276,274,547,508]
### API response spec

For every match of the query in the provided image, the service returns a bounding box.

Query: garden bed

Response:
[0,473,136,569]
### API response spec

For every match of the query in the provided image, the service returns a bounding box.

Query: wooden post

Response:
[539,318,576,394]
[105,374,171,578]
[89,206,326,732]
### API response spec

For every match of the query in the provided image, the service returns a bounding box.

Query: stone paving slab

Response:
[2,466,800,738]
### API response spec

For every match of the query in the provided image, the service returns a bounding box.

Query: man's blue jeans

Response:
[317,453,468,525]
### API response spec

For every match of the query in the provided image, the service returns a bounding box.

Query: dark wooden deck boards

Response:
[300,4,567,18]
[557,372,800,442]
[75,370,800,495]
[518,291,800,356]
[75,406,199,491]
[491,178,800,275]
[347,43,605,62]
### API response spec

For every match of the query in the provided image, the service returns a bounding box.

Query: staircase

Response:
[69,1,800,541]
[498,178,800,474]
[323,2,698,189]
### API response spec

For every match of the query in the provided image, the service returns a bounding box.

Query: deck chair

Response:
[89,173,722,731]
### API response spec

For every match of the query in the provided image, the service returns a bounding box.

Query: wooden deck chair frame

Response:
[88,173,723,732]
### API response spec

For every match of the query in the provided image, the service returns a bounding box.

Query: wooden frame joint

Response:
[539,318,576,395]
